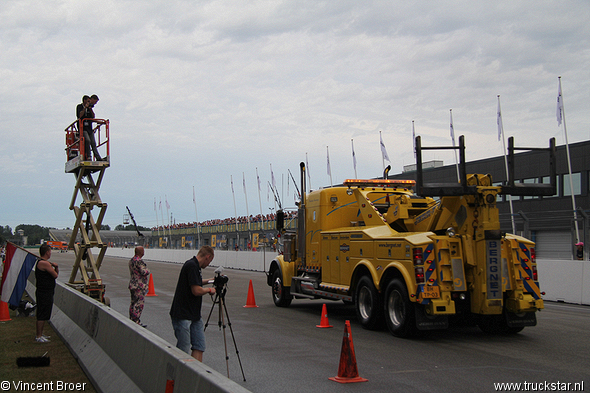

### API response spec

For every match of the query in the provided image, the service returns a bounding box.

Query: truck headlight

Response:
[446,227,456,237]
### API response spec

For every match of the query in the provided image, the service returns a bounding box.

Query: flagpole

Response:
[497,95,517,235]
[326,146,333,187]
[193,186,201,248]
[557,76,580,242]
[270,164,277,212]
[306,152,312,190]
[231,175,239,250]
[165,195,172,247]
[450,109,460,182]
[243,172,251,247]
[351,139,358,178]
[154,197,161,237]
[256,167,264,233]
[159,198,166,247]
[412,121,416,158]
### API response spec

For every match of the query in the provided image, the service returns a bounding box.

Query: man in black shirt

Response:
[76,94,102,160]
[35,244,58,343]
[170,246,216,361]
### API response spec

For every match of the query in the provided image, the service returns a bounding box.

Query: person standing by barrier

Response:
[35,244,58,343]
[128,246,150,327]
[169,246,216,361]
[576,242,584,260]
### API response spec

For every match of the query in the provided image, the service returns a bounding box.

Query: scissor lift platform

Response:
[64,118,110,303]
[65,155,110,174]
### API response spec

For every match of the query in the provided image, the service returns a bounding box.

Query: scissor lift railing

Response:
[64,118,110,303]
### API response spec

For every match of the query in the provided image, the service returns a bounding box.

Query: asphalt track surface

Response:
[52,252,589,393]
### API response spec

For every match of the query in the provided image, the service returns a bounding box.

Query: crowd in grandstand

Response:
[151,211,297,232]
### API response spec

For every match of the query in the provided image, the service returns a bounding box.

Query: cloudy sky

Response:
[1,1,589,232]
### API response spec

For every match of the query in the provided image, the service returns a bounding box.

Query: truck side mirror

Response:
[276,210,285,232]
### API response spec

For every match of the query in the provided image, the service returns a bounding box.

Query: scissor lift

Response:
[64,118,110,303]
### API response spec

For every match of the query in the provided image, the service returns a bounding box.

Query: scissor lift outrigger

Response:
[64,118,110,303]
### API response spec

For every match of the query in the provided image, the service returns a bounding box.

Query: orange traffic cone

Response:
[0,300,12,322]
[329,320,368,384]
[316,304,333,328]
[243,280,259,308]
[146,274,158,297]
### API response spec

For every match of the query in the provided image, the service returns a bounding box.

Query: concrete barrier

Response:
[537,259,590,305]
[26,277,252,393]
[106,249,590,306]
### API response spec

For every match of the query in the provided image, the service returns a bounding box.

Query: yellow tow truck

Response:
[267,136,555,337]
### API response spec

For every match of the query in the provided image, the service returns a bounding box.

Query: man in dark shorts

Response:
[169,246,216,361]
[35,244,59,343]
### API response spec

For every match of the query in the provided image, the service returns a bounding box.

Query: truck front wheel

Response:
[271,269,292,307]
[384,279,417,338]
[355,276,383,330]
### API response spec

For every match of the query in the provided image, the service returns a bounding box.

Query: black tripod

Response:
[204,278,246,381]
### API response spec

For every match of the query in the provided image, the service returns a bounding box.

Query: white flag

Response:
[497,96,503,142]
[165,196,170,210]
[270,164,276,189]
[154,197,157,211]
[243,172,247,194]
[231,175,235,194]
[557,78,563,126]
[380,131,390,162]
[351,139,357,172]
[450,109,456,147]
[256,167,261,192]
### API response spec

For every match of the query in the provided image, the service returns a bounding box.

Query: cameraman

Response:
[169,246,216,361]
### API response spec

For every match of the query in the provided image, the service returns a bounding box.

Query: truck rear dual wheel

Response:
[355,276,383,330]
[384,279,417,338]
[271,269,292,307]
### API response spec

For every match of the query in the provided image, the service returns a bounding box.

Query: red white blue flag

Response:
[1,243,38,307]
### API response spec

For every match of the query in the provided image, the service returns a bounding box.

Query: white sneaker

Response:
[35,336,50,343]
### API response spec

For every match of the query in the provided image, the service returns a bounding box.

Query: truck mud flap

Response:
[415,306,449,331]
[505,311,537,327]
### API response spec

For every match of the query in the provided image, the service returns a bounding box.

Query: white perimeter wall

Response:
[106,248,590,305]
[537,259,590,305]
[107,248,275,272]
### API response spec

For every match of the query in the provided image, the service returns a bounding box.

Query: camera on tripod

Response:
[204,266,245,381]
[213,267,229,292]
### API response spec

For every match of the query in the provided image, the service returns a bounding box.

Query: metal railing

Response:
[65,118,110,161]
